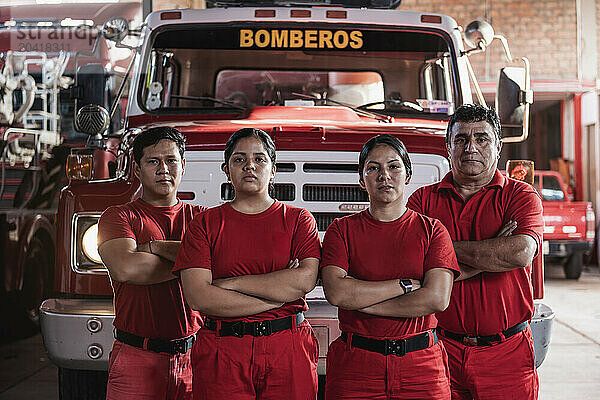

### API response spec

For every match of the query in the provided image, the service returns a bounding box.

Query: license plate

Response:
[543,241,549,255]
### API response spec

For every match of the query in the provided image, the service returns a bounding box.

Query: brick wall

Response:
[400,0,578,81]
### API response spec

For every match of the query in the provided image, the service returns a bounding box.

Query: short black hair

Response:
[358,134,412,182]
[446,104,501,145]
[132,127,186,165]
[223,128,276,167]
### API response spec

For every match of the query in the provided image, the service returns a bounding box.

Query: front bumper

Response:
[544,240,594,258]
[39,298,114,370]
[531,301,554,368]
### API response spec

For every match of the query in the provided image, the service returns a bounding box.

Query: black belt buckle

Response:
[253,320,272,337]
[385,338,406,356]
[229,322,245,338]
[462,336,479,346]
[172,335,194,354]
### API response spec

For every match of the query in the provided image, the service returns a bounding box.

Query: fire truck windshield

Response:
[140,24,457,117]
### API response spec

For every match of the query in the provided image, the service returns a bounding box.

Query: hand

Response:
[286,259,300,269]
[495,220,517,238]
[137,242,151,253]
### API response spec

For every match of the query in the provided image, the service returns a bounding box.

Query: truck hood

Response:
[126,106,449,156]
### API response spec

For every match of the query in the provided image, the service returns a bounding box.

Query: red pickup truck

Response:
[534,171,595,279]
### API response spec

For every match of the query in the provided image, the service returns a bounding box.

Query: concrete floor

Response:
[1,263,599,399]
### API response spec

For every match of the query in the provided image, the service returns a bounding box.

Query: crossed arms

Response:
[321,265,454,318]
[98,239,181,285]
[180,258,319,318]
[455,221,538,281]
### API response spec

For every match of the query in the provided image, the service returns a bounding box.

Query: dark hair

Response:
[446,104,502,145]
[223,128,277,195]
[132,127,186,165]
[358,134,412,182]
[223,128,276,166]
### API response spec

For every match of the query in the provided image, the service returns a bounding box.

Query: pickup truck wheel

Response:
[58,368,108,400]
[564,253,583,280]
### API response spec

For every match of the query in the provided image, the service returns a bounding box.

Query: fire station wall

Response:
[400,0,579,81]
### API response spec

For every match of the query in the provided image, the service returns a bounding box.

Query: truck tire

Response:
[564,252,583,280]
[5,236,55,339]
[58,368,108,400]
[19,236,54,326]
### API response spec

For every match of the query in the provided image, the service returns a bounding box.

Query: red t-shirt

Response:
[98,198,205,340]
[173,201,321,322]
[407,170,544,336]
[320,208,460,339]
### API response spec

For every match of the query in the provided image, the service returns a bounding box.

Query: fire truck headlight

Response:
[82,223,102,264]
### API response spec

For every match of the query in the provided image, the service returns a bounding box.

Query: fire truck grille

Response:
[220,183,296,201]
[303,185,368,202]
[312,213,353,231]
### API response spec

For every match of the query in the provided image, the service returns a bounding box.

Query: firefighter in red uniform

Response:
[174,128,321,400]
[321,134,460,400]
[98,127,205,400]
[407,104,543,400]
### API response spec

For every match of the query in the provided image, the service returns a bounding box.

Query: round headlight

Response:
[82,223,102,264]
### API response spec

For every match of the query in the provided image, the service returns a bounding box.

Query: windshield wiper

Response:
[291,93,392,123]
[169,95,247,111]
[358,100,424,113]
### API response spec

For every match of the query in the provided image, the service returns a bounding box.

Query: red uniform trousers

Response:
[442,326,539,400]
[325,335,451,400]
[106,340,193,400]
[191,320,319,400]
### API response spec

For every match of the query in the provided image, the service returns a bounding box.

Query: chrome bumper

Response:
[39,298,115,370]
[531,301,554,368]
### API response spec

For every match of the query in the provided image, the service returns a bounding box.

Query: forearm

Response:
[358,286,448,318]
[107,252,176,285]
[455,263,482,281]
[454,235,536,272]
[148,240,181,262]
[185,284,283,317]
[214,269,316,303]
[324,276,413,310]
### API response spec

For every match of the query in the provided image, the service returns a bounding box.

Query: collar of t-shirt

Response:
[135,197,183,216]
[435,169,506,194]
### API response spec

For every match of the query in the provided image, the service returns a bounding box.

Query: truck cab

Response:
[39,2,553,398]
[534,170,595,279]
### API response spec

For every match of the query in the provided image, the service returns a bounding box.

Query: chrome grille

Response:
[220,183,296,201]
[303,184,368,202]
[313,212,353,231]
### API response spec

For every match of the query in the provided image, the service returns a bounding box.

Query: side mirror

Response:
[464,19,495,49]
[102,17,129,44]
[496,65,533,143]
[74,63,106,131]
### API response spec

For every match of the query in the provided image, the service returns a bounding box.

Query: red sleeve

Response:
[424,219,460,278]
[97,206,135,245]
[406,187,424,214]
[506,184,544,254]
[292,209,321,260]
[173,214,212,273]
[320,219,350,271]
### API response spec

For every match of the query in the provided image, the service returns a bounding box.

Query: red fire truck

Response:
[39,1,554,398]
[0,1,140,339]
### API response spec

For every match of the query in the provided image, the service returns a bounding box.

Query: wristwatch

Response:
[399,279,413,294]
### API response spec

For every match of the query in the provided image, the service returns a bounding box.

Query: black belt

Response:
[438,321,528,346]
[204,312,304,337]
[114,329,195,355]
[340,330,437,357]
